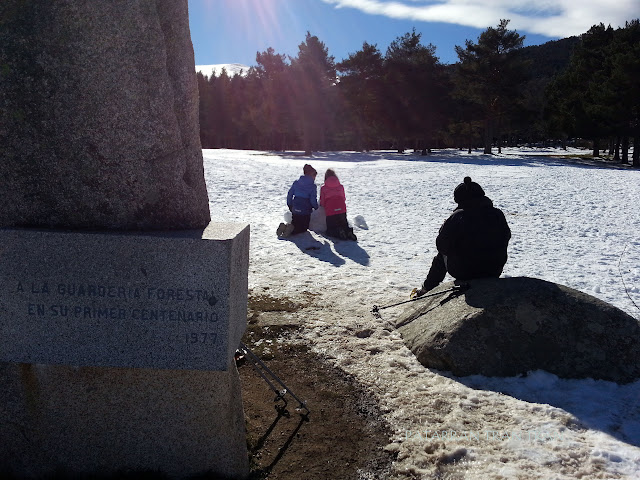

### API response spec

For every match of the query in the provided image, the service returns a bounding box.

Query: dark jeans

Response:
[292,214,311,234]
[325,213,350,238]
[422,252,505,292]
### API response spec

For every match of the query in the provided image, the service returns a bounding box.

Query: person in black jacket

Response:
[415,176,511,297]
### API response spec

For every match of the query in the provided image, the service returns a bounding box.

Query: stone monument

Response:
[0,0,210,229]
[0,1,249,477]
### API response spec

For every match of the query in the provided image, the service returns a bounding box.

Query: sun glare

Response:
[223,0,287,53]
[195,0,328,61]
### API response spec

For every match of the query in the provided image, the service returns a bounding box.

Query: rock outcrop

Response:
[396,277,640,383]
[0,0,210,229]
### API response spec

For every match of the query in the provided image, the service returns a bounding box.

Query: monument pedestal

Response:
[0,223,250,478]
[1,363,248,477]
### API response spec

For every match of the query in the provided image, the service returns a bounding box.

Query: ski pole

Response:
[371,284,468,316]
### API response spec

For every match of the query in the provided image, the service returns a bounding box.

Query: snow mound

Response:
[353,215,368,230]
[283,207,327,233]
[310,206,327,233]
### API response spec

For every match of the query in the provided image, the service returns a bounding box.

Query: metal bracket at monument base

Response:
[238,342,310,418]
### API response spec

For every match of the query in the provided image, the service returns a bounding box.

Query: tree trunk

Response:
[622,136,629,164]
[483,118,492,154]
[593,138,600,157]
[633,134,639,167]
[614,137,620,162]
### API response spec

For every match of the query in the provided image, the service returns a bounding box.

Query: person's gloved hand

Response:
[410,288,427,299]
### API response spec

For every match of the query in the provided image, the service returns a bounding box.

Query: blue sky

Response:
[188,0,639,67]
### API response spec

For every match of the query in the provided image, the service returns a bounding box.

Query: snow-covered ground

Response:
[203,148,640,479]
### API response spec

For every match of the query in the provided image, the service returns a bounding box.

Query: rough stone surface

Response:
[396,277,640,383]
[0,362,249,478]
[0,223,249,371]
[0,0,210,229]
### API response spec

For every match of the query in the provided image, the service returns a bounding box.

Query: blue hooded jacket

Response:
[287,175,318,215]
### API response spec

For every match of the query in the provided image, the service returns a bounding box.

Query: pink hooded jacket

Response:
[320,176,347,216]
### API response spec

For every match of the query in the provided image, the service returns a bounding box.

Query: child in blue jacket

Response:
[277,164,318,237]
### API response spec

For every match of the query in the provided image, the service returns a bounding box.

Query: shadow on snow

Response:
[280,232,345,267]
[279,232,370,267]
[323,235,370,267]
[443,370,640,448]
[269,149,631,171]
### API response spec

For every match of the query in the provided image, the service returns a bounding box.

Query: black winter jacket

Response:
[423,196,511,290]
[437,195,511,279]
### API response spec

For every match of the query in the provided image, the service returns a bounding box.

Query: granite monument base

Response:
[0,362,248,478]
[0,223,250,478]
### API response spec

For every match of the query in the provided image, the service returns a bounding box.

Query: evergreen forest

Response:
[197,19,640,166]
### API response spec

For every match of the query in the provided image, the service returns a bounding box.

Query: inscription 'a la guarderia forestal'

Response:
[20,282,215,302]
[0,223,249,371]
[17,282,219,323]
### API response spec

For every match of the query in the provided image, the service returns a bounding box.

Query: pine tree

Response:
[454,19,527,154]
[208,68,233,147]
[290,32,336,154]
[196,72,215,148]
[254,48,293,150]
[607,20,640,165]
[544,23,627,157]
[382,29,447,153]
[336,42,385,151]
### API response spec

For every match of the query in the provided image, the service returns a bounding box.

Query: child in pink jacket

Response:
[320,169,357,241]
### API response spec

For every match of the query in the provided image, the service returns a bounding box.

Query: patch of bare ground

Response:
[240,293,396,480]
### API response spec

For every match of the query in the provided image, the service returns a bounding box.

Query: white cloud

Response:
[321,0,639,37]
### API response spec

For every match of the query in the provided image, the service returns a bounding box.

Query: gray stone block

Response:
[0,223,249,371]
[0,223,250,477]
[397,277,640,383]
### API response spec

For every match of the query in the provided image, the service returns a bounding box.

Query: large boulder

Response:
[396,277,640,383]
[0,0,210,229]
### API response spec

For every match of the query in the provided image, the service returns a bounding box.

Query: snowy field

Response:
[203,148,640,479]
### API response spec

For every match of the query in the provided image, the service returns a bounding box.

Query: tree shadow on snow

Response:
[272,149,630,171]
[283,232,346,266]
[443,371,640,448]
[275,151,386,163]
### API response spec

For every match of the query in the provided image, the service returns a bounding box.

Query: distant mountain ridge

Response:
[196,63,249,78]
[516,36,580,78]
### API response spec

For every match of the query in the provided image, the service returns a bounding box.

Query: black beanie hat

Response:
[303,164,317,176]
[454,176,485,204]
